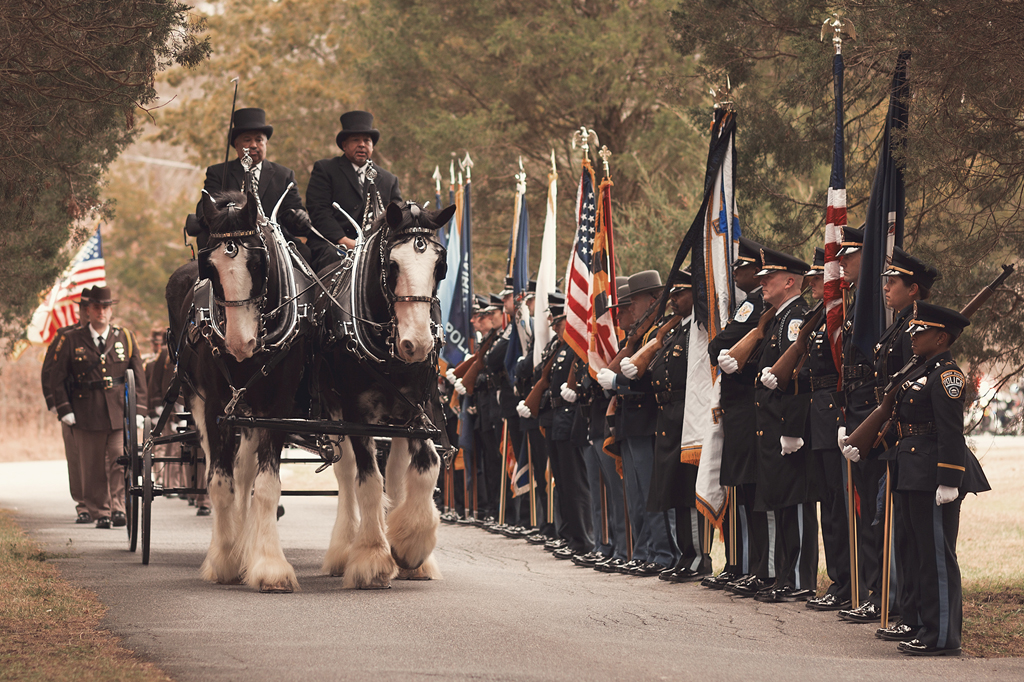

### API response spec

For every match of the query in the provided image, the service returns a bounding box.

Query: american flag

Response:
[563,159,598,363]
[823,52,847,373]
[25,226,106,345]
[588,175,619,374]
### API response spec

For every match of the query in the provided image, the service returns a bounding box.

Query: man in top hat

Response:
[840,301,989,656]
[596,271,679,577]
[703,236,768,591]
[305,111,403,270]
[52,287,147,529]
[42,287,92,523]
[191,108,312,262]
[750,248,821,603]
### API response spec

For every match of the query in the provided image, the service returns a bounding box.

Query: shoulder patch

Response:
[941,370,965,399]
[787,318,803,342]
[734,301,754,323]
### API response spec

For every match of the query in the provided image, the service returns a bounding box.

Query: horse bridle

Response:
[198,224,270,309]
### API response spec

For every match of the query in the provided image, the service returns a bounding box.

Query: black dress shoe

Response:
[76,512,92,524]
[499,525,528,538]
[876,621,920,641]
[485,523,507,534]
[615,559,643,574]
[670,568,711,584]
[572,552,603,567]
[525,532,548,544]
[838,601,882,623]
[658,566,679,581]
[702,571,741,590]
[439,511,460,524]
[552,547,576,560]
[806,593,852,611]
[594,558,626,573]
[95,517,111,529]
[277,505,285,520]
[728,576,772,597]
[543,539,567,552]
[755,586,813,603]
[111,511,126,527]
[898,639,961,656]
[631,562,670,577]
[196,506,212,517]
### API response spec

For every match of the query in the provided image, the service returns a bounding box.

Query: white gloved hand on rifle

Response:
[61,412,76,427]
[760,367,778,390]
[560,383,578,404]
[445,368,457,385]
[596,367,616,391]
[780,436,804,456]
[454,378,467,396]
[136,414,146,433]
[621,357,639,379]
[837,426,860,462]
[718,349,739,374]
[516,400,532,419]
[935,485,959,506]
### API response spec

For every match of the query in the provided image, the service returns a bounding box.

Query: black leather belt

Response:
[897,421,937,437]
[620,394,647,408]
[810,374,839,391]
[550,395,567,409]
[655,389,686,405]
[74,376,125,390]
[843,365,872,381]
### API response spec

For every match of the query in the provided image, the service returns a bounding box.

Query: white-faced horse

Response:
[312,201,455,589]
[166,178,311,592]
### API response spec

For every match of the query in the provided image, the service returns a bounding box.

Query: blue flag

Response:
[852,51,909,359]
[443,179,473,366]
[504,190,529,379]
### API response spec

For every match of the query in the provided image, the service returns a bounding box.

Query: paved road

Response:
[3,460,1022,681]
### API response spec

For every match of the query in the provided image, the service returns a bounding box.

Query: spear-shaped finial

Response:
[515,156,527,194]
[710,74,733,110]
[449,159,455,187]
[821,13,856,55]
[460,151,474,181]
[432,165,442,194]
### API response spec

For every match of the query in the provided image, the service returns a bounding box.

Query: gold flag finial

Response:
[821,13,856,55]
[598,145,612,179]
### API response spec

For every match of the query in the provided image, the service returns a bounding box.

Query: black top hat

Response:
[336,111,380,149]
[806,247,825,275]
[756,247,810,277]
[83,286,117,306]
[907,301,969,340]
[837,225,864,256]
[882,247,941,290]
[626,270,663,298]
[735,237,765,270]
[229,108,274,146]
[671,269,693,290]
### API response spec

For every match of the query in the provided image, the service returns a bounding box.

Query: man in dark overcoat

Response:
[306,111,403,270]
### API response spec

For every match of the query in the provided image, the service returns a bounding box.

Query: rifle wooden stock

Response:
[726,306,777,370]
[565,355,578,394]
[629,314,684,378]
[607,311,658,374]
[769,302,824,392]
[845,265,1015,453]
[458,329,498,395]
[523,350,559,416]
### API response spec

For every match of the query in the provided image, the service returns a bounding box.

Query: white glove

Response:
[780,436,804,455]
[560,383,578,404]
[760,367,778,390]
[177,419,188,431]
[151,416,160,428]
[454,378,467,395]
[837,427,860,462]
[596,367,617,391]
[61,412,76,426]
[718,349,739,374]
[621,357,638,379]
[136,414,146,432]
[516,400,532,419]
[935,485,959,506]
[445,368,457,385]
[155,405,164,417]
[467,404,477,415]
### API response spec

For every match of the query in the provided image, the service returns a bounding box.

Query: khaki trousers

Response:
[61,422,87,514]
[74,428,125,518]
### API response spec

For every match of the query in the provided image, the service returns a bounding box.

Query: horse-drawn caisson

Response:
[121,150,456,591]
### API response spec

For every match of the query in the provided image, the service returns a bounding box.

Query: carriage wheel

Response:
[141,438,153,565]
[123,370,141,552]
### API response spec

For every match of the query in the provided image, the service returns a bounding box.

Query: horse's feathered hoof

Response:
[357,582,392,590]
[396,567,432,581]
[390,545,421,571]
[259,583,295,594]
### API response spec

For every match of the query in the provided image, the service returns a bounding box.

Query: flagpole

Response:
[498,421,509,526]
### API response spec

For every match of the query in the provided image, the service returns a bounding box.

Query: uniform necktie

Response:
[97,335,105,351]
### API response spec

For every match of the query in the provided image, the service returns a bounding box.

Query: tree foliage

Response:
[0,0,209,346]
[670,0,1024,379]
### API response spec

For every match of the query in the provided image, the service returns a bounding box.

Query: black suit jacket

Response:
[306,157,402,242]
[199,159,306,227]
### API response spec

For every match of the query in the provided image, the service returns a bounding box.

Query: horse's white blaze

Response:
[390,240,436,363]
[341,437,396,589]
[208,246,259,361]
[323,430,359,576]
[386,438,441,572]
[194,396,242,584]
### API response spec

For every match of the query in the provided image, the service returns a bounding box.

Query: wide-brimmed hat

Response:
[336,111,380,149]
[626,270,663,298]
[229,108,274,146]
[82,286,117,306]
[77,286,95,305]
[609,281,631,309]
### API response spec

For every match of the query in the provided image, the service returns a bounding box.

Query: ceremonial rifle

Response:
[769,301,825,391]
[523,346,560,416]
[460,328,499,397]
[844,264,1015,454]
[725,305,777,370]
[451,328,497,380]
[626,314,684,378]
[606,307,659,374]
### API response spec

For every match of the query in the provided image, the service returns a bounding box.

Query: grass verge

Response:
[0,509,171,682]
[963,581,1024,657]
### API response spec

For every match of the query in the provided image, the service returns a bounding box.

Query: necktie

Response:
[357,166,365,191]
[97,335,105,351]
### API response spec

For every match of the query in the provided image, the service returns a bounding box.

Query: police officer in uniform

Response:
[41,288,92,523]
[52,287,146,528]
[705,237,767,591]
[840,302,989,656]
